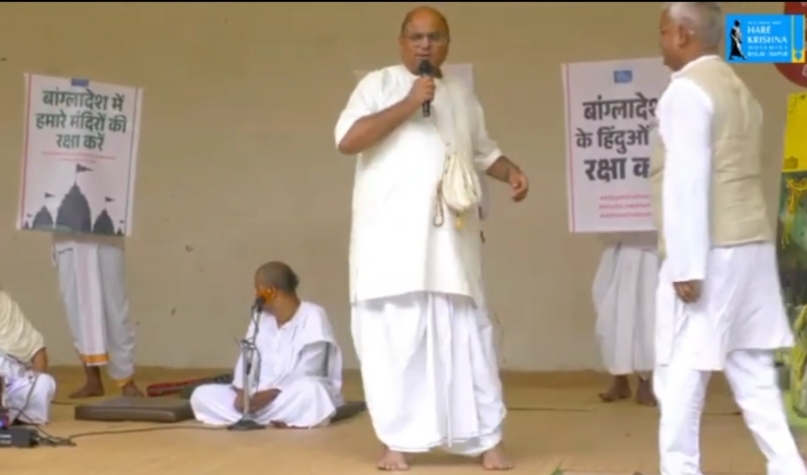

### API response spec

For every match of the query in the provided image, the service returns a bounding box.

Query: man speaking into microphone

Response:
[334,6,528,471]
[189,261,344,429]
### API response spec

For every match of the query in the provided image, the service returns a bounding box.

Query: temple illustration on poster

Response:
[23,163,127,237]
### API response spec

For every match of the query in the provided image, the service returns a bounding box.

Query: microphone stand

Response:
[227,303,265,431]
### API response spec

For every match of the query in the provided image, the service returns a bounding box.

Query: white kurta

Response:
[335,65,501,306]
[53,234,136,384]
[478,172,491,221]
[191,301,343,428]
[654,56,804,475]
[0,291,46,364]
[336,65,506,456]
[592,233,658,376]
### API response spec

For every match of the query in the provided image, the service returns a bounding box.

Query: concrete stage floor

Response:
[2,367,784,475]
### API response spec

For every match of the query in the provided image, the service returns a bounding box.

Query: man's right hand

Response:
[233,389,245,413]
[406,77,435,108]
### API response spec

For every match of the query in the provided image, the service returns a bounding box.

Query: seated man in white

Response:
[0,290,57,424]
[191,261,344,428]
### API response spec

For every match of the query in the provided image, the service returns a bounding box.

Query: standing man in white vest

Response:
[652,3,805,475]
[53,235,143,398]
[334,6,528,470]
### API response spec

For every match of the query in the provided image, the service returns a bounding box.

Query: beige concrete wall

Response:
[0,2,796,370]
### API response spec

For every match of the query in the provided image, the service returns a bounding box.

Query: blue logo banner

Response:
[725,13,805,64]
[613,70,633,84]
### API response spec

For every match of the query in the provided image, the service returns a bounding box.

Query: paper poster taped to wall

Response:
[562,57,669,233]
[17,74,143,237]
[354,63,474,91]
[774,92,807,430]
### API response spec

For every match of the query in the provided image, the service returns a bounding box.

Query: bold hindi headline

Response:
[34,89,130,153]
[574,92,658,183]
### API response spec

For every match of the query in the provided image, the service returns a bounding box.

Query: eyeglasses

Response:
[402,31,449,45]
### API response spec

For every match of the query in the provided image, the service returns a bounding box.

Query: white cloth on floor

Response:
[53,236,136,384]
[654,55,803,475]
[352,291,505,456]
[191,301,343,428]
[0,353,56,424]
[592,239,658,375]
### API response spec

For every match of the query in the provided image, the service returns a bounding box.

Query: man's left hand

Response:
[673,280,702,303]
[508,168,529,202]
[250,389,280,411]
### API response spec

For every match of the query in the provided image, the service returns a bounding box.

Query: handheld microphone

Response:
[418,59,434,118]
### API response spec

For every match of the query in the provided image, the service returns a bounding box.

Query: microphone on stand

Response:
[252,296,266,313]
[418,59,434,118]
[226,296,267,431]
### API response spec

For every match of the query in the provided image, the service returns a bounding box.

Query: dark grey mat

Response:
[74,396,194,423]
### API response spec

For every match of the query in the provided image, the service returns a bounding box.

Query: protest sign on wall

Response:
[562,57,668,233]
[18,74,143,237]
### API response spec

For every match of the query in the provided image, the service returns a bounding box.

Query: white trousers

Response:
[190,378,338,428]
[655,348,806,475]
[352,291,506,456]
[56,244,136,383]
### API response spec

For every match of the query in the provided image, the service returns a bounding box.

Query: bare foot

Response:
[68,384,105,399]
[70,365,104,398]
[377,447,409,471]
[481,445,514,470]
[635,378,657,406]
[598,375,631,402]
[121,382,144,397]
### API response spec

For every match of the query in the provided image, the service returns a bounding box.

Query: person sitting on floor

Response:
[0,290,57,424]
[190,261,344,428]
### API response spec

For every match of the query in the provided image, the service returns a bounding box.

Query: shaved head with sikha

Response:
[254,261,300,295]
[398,6,451,75]
[659,2,724,71]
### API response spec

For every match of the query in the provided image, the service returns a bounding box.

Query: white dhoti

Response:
[190,377,338,428]
[592,244,658,376]
[352,291,505,456]
[54,240,136,385]
[655,244,804,475]
[0,354,56,424]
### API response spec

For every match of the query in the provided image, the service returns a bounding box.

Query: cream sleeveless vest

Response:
[650,58,772,258]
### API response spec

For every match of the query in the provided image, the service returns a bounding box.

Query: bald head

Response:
[254,261,299,294]
[398,6,451,73]
[662,2,724,49]
[401,6,450,36]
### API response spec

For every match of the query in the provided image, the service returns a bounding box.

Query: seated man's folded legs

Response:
[190,384,242,426]
[261,378,339,428]
[5,373,57,424]
[191,379,339,428]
